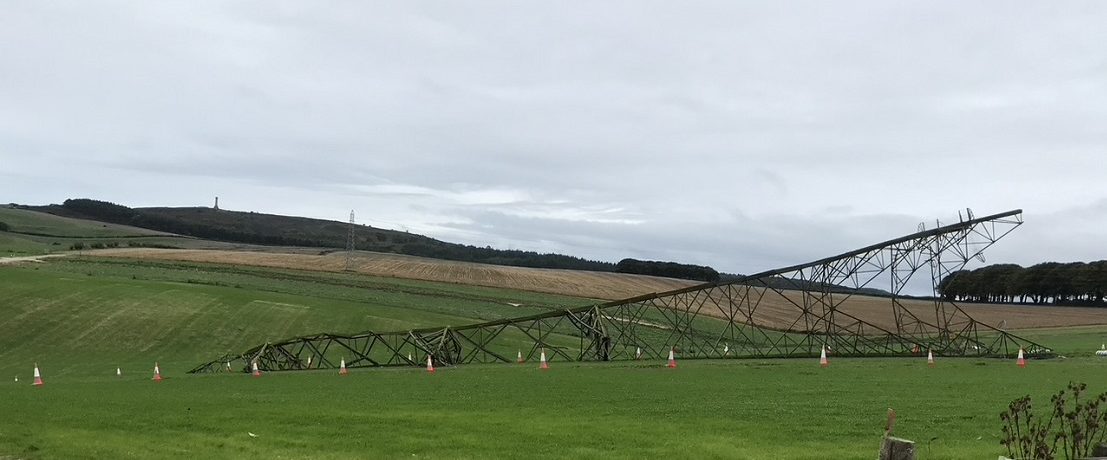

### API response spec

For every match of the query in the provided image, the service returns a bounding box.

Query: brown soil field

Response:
[90,248,1107,332]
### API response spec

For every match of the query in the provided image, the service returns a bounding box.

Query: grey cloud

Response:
[2,1,1106,288]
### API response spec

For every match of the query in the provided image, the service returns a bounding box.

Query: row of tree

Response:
[939,261,1107,306]
[399,242,615,271]
[615,258,721,282]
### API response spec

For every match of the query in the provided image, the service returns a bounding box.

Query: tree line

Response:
[615,258,721,282]
[939,261,1107,306]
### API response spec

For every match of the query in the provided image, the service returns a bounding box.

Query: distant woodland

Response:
[615,258,721,282]
[939,262,1107,307]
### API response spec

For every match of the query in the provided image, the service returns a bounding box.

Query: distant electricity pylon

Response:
[344,210,356,271]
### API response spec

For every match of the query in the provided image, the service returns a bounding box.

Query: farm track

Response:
[0,254,65,264]
[92,248,1107,332]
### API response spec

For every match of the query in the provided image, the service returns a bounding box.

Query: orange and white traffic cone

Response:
[339,358,349,376]
[927,350,935,367]
[152,362,163,382]
[635,347,642,360]
[32,364,43,387]
[517,351,524,364]
[1017,348,1026,368]
[667,348,677,368]
[539,350,549,370]
[819,346,829,368]
[426,355,435,373]
[251,361,261,378]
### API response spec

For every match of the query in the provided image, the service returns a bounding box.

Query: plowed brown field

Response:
[91,248,1107,331]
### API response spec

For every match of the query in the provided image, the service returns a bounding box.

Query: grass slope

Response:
[2,258,1107,459]
[0,207,193,256]
[0,207,166,238]
[0,258,590,378]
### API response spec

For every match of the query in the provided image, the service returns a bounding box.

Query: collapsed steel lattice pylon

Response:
[190,209,1050,374]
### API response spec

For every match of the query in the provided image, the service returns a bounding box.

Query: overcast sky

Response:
[2,1,1106,280]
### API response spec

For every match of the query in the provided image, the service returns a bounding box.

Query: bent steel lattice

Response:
[191,209,1048,374]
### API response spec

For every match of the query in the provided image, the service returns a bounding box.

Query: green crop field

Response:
[2,257,1106,459]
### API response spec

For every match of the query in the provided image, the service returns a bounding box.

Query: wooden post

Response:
[878,436,916,460]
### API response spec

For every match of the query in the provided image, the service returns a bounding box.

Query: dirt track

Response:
[0,254,65,264]
[90,248,1107,331]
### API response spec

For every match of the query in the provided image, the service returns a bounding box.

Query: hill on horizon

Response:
[16,198,622,272]
[8,198,910,295]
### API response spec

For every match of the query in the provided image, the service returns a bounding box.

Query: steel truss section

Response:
[190,209,1050,374]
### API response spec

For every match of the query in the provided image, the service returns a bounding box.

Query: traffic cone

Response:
[927,350,935,367]
[819,346,829,367]
[117,367,122,377]
[426,355,435,373]
[251,361,261,378]
[635,347,642,360]
[32,364,43,387]
[1017,348,1026,368]
[339,358,349,375]
[517,350,524,364]
[539,350,549,370]
[667,348,677,368]
[152,362,163,382]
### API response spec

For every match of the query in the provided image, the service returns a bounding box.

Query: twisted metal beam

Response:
[190,209,1049,374]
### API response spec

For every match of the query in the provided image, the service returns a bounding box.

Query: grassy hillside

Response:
[0,257,590,377]
[0,206,374,256]
[0,207,205,256]
[2,257,1107,458]
[0,207,167,238]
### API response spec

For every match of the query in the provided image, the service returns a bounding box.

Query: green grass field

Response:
[4,358,1106,459]
[2,256,1106,459]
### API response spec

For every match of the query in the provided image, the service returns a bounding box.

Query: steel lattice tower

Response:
[344,210,355,271]
[192,209,1052,375]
